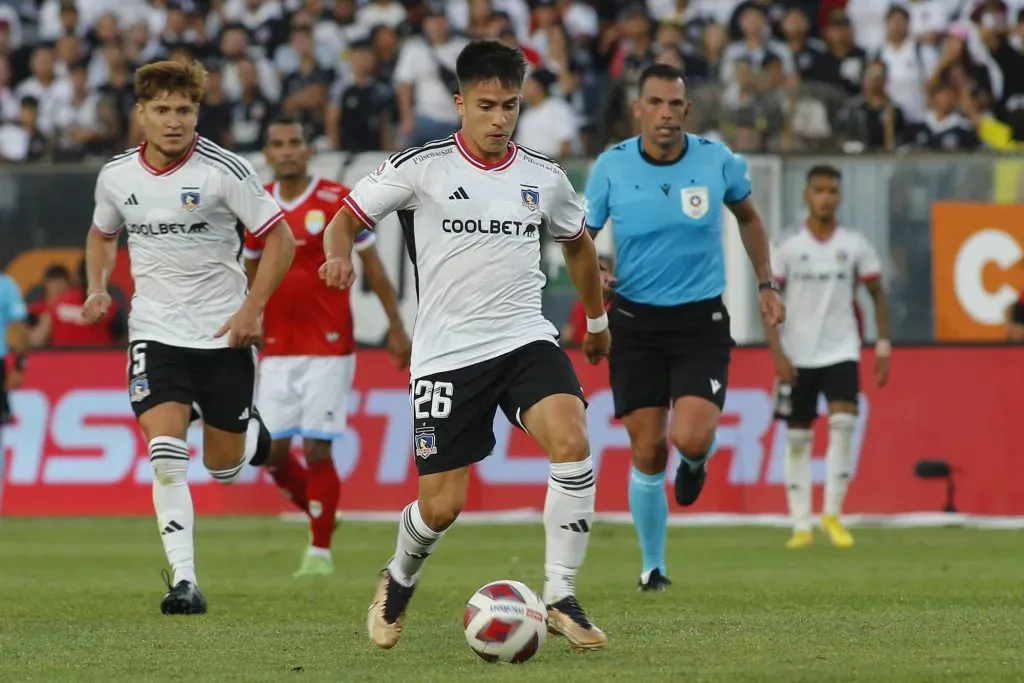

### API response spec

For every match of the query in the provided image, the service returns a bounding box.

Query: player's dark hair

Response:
[638,63,687,94]
[264,115,306,146]
[44,264,71,281]
[806,165,841,183]
[455,39,527,91]
[135,59,206,103]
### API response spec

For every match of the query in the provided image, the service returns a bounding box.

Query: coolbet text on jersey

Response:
[772,224,882,368]
[583,134,752,305]
[243,176,375,357]
[342,132,586,379]
[91,136,284,348]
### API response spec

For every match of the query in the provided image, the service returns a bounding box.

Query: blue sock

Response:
[681,433,720,472]
[628,467,668,574]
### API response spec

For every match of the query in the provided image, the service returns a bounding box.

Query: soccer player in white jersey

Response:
[82,61,296,614]
[766,165,891,549]
[321,40,611,653]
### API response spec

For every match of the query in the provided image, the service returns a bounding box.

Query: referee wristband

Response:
[876,340,891,358]
[586,312,609,334]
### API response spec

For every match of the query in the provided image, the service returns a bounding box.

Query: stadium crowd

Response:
[0,0,1022,160]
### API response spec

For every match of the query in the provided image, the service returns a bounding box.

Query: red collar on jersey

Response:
[454,130,517,172]
[138,134,199,176]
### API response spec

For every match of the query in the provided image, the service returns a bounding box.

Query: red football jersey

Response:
[47,287,121,347]
[244,176,375,357]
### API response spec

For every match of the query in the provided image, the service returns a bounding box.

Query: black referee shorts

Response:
[608,295,734,418]
[0,359,9,425]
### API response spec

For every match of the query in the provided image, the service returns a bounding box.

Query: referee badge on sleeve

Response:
[681,187,709,220]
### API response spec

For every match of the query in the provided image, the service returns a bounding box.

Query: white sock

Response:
[387,501,445,588]
[824,413,856,517]
[784,428,813,533]
[543,456,596,605]
[206,417,261,484]
[150,436,197,586]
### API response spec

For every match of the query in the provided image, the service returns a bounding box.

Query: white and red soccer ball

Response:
[463,580,547,663]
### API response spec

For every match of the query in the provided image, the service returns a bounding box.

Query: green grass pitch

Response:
[0,518,1021,682]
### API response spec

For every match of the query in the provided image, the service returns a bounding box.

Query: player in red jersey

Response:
[244,117,411,577]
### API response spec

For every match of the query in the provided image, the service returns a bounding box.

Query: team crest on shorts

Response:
[181,189,201,211]
[414,428,437,459]
[521,186,540,211]
[681,187,709,220]
[129,375,150,402]
[305,209,326,235]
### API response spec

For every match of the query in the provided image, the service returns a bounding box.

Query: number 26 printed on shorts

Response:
[411,379,453,461]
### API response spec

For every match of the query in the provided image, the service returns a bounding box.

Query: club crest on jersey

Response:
[681,187,709,219]
[835,249,849,263]
[129,375,150,402]
[414,428,437,459]
[521,187,540,211]
[305,209,326,235]
[181,190,201,211]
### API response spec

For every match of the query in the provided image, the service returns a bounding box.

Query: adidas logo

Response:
[161,520,184,536]
[448,187,469,200]
[238,407,250,420]
[560,518,590,533]
[124,194,139,206]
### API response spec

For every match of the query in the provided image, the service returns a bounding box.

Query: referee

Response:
[0,271,28,515]
[583,64,784,591]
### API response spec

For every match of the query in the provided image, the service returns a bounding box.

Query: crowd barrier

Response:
[3,347,1022,517]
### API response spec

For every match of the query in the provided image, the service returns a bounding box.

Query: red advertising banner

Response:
[2,347,1022,516]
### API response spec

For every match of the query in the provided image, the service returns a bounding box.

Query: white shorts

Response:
[256,355,355,440]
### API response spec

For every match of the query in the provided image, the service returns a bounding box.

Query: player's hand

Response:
[319,256,356,290]
[214,302,262,348]
[387,325,412,370]
[760,288,785,327]
[582,329,611,365]
[82,292,111,324]
[773,354,797,384]
[874,355,890,388]
[5,368,22,391]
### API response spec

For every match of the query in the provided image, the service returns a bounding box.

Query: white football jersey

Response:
[343,132,586,378]
[91,136,284,349]
[772,225,882,368]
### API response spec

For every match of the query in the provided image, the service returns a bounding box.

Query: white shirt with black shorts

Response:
[342,132,587,475]
[770,224,882,423]
[90,135,285,432]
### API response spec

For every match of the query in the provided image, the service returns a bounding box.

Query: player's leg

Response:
[609,320,674,590]
[504,342,606,651]
[820,362,859,548]
[258,357,309,514]
[196,348,271,483]
[292,355,354,577]
[369,361,500,649]
[128,340,206,615]
[776,369,820,549]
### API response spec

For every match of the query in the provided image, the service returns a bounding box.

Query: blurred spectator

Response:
[0,54,18,123]
[721,5,794,88]
[781,6,832,84]
[356,0,407,34]
[15,45,70,136]
[516,68,577,158]
[822,9,869,96]
[369,24,401,83]
[446,0,531,43]
[314,0,364,67]
[326,39,394,152]
[926,22,998,111]
[26,264,71,328]
[876,5,932,121]
[906,81,981,150]
[838,59,907,152]
[196,66,233,147]
[393,8,466,147]
[845,0,891,54]
[219,23,281,102]
[51,59,117,160]
[230,55,275,153]
[96,44,134,144]
[29,261,126,348]
[727,0,789,41]
[279,27,332,141]
[0,96,48,161]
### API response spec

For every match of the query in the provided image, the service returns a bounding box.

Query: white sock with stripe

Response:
[543,456,596,605]
[150,436,197,586]
[388,501,446,588]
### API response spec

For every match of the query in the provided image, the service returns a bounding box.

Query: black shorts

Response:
[127,340,256,433]
[0,360,9,425]
[608,295,734,418]
[1012,301,1024,325]
[411,340,585,476]
[773,361,860,424]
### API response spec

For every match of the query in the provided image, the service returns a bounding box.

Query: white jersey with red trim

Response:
[343,132,586,378]
[771,225,882,368]
[90,135,285,349]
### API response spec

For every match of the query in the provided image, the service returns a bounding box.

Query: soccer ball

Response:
[463,580,547,663]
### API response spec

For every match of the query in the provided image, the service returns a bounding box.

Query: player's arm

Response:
[83,170,123,324]
[322,159,416,289]
[762,242,795,382]
[244,223,294,314]
[27,311,50,348]
[858,238,891,387]
[355,233,411,369]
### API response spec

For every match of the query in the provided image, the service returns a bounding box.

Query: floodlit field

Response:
[1,519,1021,682]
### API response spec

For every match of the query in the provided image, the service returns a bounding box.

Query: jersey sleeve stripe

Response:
[342,195,376,229]
[242,247,263,260]
[196,149,247,181]
[249,211,284,238]
[91,223,122,237]
[859,272,881,282]
[554,217,587,242]
[517,145,569,177]
[197,138,250,179]
[392,138,455,168]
